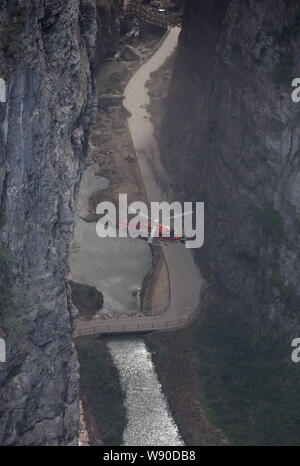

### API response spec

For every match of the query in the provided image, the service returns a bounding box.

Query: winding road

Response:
[74,27,205,337]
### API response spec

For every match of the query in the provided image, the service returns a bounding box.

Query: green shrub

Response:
[0,248,30,351]
[237,249,259,267]
[0,14,25,60]
[193,305,300,445]
[75,337,126,445]
[271,274,300,317]
[279,283,294,304]
[271,273,282,288]
[254,204,285,242]
[293,150,300,160]
[70,281,103,320]
[294,7,300,32]
[272,52,294,86]
[0,206,6,229]
[109,72,122,83]
[37,307,51,317]
[296,217,300,234]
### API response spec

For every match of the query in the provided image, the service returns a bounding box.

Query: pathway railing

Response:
[74,312,196,337]
[124,2,169,30]
[74,283,210,337]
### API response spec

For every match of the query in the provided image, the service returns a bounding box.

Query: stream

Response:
[106,337,183,446]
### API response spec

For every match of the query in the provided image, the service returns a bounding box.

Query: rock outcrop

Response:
[161,0,300,336]
[0,0,121,446]
[94,0,123,69]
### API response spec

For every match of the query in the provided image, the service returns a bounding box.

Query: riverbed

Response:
[71,26,193,446]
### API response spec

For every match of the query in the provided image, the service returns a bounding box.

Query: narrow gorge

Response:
[0,0,300,448]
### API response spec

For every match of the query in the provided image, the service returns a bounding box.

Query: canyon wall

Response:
[94,0,123,69]
[162,0,300,336]
[0,0,121,446]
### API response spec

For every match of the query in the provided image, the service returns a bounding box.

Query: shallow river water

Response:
[106,336,183,446]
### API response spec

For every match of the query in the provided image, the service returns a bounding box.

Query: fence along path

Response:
[124,1,169,30]
[74,290,207,337]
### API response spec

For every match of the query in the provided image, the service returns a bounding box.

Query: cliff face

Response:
[0,0,121,446]
[94,0,123,69]
[162,0,300,336]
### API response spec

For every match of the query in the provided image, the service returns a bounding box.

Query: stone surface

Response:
[160,0,300,337]
[120,44,140,61]
[0,0,122,446]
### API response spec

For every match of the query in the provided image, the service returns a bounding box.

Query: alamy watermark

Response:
[291,78,300,103]
[290,82,300,363]
[0,78,6,103]
[291,338,300,363]
[0,338,6,363]
[95,194,204,249]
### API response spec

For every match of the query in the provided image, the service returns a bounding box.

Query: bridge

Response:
[123,1,169,30]
[74,286,207,337]
[75,316,196,338]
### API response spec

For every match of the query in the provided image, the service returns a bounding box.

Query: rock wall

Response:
[94,0,123,69]
[162,0,300,336]
[0,0,121,446]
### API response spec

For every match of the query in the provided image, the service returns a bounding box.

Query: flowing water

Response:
[106,336,183,446]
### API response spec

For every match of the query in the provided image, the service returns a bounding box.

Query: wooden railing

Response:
[74,283,209,337]
[124,2,169,30]
[74,313,195,337]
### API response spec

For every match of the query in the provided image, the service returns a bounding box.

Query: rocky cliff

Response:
[94,0,123,69]
[160,0,300,337]
[0,0,121,446]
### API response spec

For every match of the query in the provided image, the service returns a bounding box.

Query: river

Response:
[69,165,183,445]
[106,336,183,446]
[70,26,186,446]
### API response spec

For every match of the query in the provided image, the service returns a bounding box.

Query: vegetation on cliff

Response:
[75,336,127,445]
[147,298,300,446]
[70,281,103,320]
[0,247,30,352]
[193,304,300,446]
